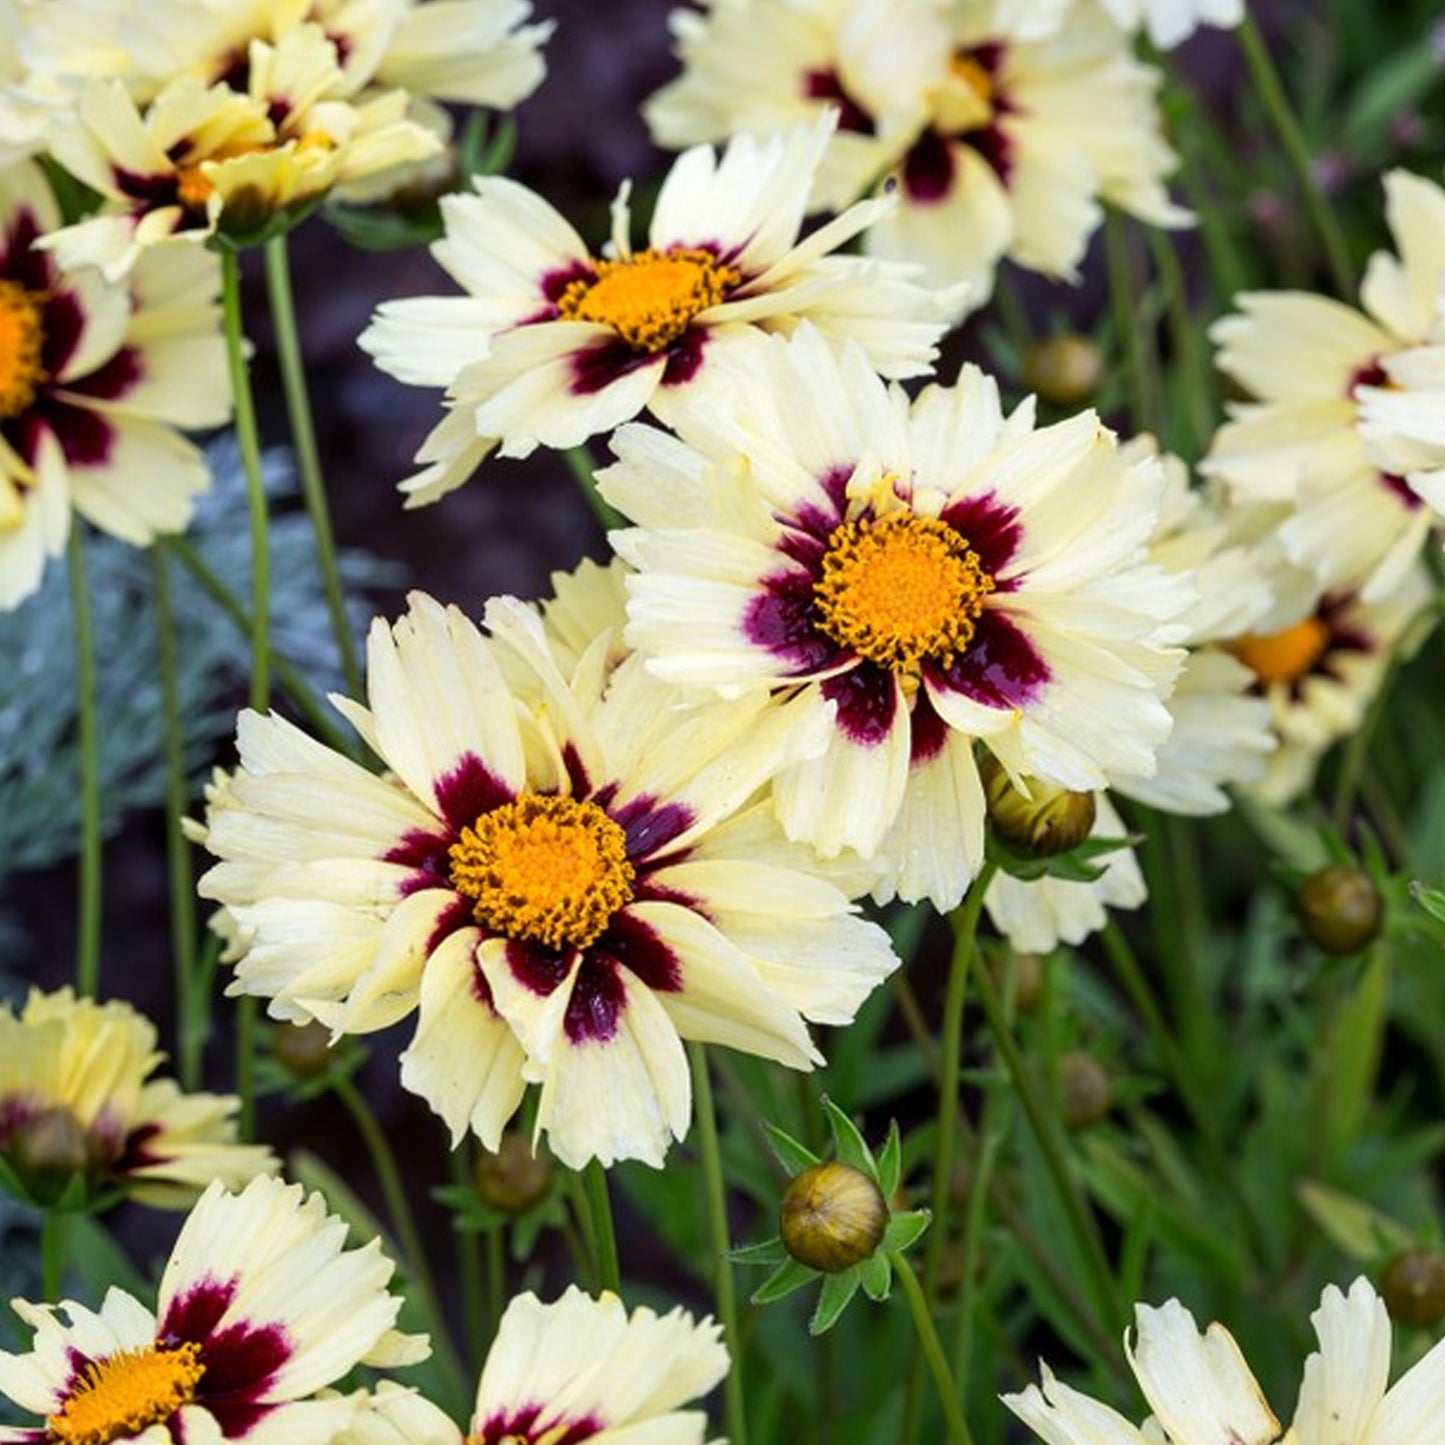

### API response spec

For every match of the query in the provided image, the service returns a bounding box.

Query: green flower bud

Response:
[1382,1249,1445,1328]
[271,1020,333,1078]
[1058,1052,1113,1130]
[475,1132,553,1214]
[780,1161,888,1273]
[1021,334,1104,408]
[1296,864,1382,954]
[981,756,1096,858]
[7,1107,96,1203]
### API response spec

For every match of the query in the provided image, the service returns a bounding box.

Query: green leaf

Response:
[752,1257,817,1305]
[809,1268,860,1335]
[882,1209,931,1253]
[68,1211,151,1299]
[761,1120,819,1177]
[857,1249,893,1302]
[1317,947,1389,1169]
[728,1236,788,1267]
[820,1097,875,1180]
[1412,881,1445,925]
[1296,1179,1413,1261]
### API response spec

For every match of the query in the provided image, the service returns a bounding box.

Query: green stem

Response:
[1104,213,1158,437]
[41,1210,67,1300]
[447,1146,486,1366]
[68,526,101,998]
[1147,227,1211,459]
[220,249,271,713]
[924,866,993,1299]
[152,548,202,1088]
[689,1043,749,1445]
[1236,13,1355,297]
[950,1090,1003,1387]
[892,1252,978,1445]
[563,445,625,531]
[972,961,1123,1328]
[165,537,353,753]
[263,236,363,699]
[583,1160,621,1294]
[332,1074,468,1414]
[485,1226,505,1347]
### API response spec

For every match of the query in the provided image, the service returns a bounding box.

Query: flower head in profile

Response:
[199,574,898,1169]
[645,0,1190,310]
[0,987,275,1210]
[0,1174,427,1445]
[602,326,1189,911]
[0,159,230,609]
[359,112,956,505]
[1006,1278,1443,1445]
[1205,170,1445,601]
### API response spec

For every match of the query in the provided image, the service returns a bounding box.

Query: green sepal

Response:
[987,831,1139,885]
[876,1120,903,1198]
[752,1256,818,1305]
[882,1209,931,1253]
[728,1235,789,1267]
[207,192,328,254]
[820,1096,875,1181]
[857,1249,893,1302]
[809,1268,860,1335]
[762,1120,819,1177]
[1412,881,1445,926]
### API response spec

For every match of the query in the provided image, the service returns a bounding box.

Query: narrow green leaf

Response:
[857,1249,893,1302]
[877,1121,903,1198]
[728,1236,789,1266]
[820,1096,876,1180]
[762,1120,820,1177]
[752,1257,818,1305]
[1296,1179,1413,1260]
[809,1268,861,1334]
[882,1209,931,1253]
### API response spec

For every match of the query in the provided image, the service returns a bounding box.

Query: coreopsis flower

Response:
[1357,338,1445,517]
[199,586,898,1169]
[1006,1279,1440,1445]
[1227,557,1434,807]
[0,1175,427,1445]
[1204,169,1445,601]
[358,113,956,505]
[601,326,1190,911]
[459,1288,726,1445]
[0,987,275,1209]
[41,26,440,277]
[644,0,1189,310]
[0,160,230,609]
[1059,0,1244,48]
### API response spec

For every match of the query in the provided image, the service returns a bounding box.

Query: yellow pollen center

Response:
[449,793,635,951]
[557,248,740,353]
[1228,617,1331,686]
[175,164,217,212]
[814,512,995,670]
[951,54,995,111]
[0,278,46,420]
[47,1343,204,1445]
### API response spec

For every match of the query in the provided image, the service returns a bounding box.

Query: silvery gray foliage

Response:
[0,435,396,881]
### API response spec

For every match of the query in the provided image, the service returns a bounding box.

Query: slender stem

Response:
[447,1146,486,1366]
[972,960,1123,1328]
[41,1210,67,1299]
[924,866,993,1299]
[152,549,202,1088]
[1147,227,1211,459]
[165,537,353,752]
[332,1073,468,1414]
[950,1090,1003,1386]
[220,249,271,713]
[561,1170,600,1286]
[67,526,101,998]
[689,1043,749,1445]
[563,445,625,531]
[1104,213,1157,437]
[485,1226,505,1347]
[583,1160,621,1294]
[892,1252,978,1445]
[263,236,363,698]
[1236,13,1355,298]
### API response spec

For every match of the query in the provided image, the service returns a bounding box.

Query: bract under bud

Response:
[780,1160,888,1273]
[1295,864,1382,954]
[272,1021,333,1078]
[982,757,1096,858]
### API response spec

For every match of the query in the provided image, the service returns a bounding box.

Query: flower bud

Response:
[1021,334,1104,408]
[1295,864,1382,954]
[1381,1249,1445,1328]
[475,1132,553,1214]
[1058,1052,1112,1130]
[271,1021,333,1078]
[779,1161,888,1273]
[7,1107,95,1203]
[981,757,1096,858]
